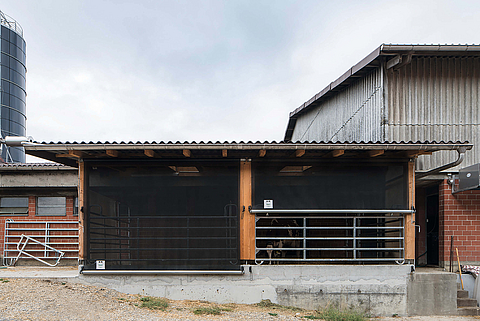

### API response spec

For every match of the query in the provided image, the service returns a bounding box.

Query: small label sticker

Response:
[264,200,273,209]
[96,260,105,270]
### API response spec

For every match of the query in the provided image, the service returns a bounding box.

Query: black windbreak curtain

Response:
[84,160,240,271]
[252,160,407,210]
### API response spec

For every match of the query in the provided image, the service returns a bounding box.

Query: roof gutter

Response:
[415,147,467,179]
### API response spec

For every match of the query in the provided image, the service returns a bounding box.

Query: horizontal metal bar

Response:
[6,221,79,224]
[257,258,404,261]
[256,247,403,251]
[89,247,236,252]
[90,215,237,219]
[90,226,237,230]
[256,216,404,219]
[256,237,403,240]
[5,228,78,231]
[5,235,79,238]
[81,270,244,275]
[251,209,413,214]
[5,249,78,252]
[89,237,236,241]
[256,226,403,230]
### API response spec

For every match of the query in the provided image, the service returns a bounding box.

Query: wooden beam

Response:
[78,161,85,261]
[55,153,71,158]
[405,160,416,260]
[144,149,156,158]
[332,150,345,157]
[258,149,266,157]
[183,149,191,157]
[106,150,119,157]
[368,150,384,158]
[239,160,254,260]
[222,149,228,157]
[68,150,84,158]
[295,149,306,158]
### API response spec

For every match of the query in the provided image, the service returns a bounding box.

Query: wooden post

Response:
[239,160,254,260]
[405,160,416,260]
[78,161,85,261]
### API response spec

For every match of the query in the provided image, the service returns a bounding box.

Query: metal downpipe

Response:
[415,147,467,179]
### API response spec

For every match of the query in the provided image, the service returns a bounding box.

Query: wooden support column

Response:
[239,159,254,260]
[405,159,416,260]
[78,161,85,261]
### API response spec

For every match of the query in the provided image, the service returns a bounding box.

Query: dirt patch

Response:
[1,278,479,320]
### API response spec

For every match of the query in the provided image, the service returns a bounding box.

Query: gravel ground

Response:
[0,277,479,321]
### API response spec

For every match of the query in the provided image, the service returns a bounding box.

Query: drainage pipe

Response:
[415,147,467,179]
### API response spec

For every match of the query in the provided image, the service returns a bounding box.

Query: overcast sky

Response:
[3,0,480,160]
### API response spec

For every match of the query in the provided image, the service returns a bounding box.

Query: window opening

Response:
[36,197,66,216]
[0,197,28,215]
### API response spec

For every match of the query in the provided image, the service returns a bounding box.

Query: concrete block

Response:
[407,272,457,315]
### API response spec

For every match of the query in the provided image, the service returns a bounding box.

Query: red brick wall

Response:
[439,179,480,267]
[0,196,78,259]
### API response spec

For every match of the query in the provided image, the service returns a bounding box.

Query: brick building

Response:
[0,163,78,265]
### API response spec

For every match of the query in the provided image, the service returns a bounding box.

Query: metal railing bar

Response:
[251,209,413,214]
[255,215,404,219]
[89,247,238,252]
[6,228,78,231]
[89,226,238,230]
[90,214,238,219]
[89,258,239,262]
[89,237,237,241]
[256,227,354,230]
[256,247,402,251]
[5,221,79,224]
[257,258,403,261]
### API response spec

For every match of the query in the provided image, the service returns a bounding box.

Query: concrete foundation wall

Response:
[407,272,457,315]
[78,265,415,316]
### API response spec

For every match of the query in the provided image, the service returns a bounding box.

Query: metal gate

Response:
[3,219,79,266]
[252,209,410,264]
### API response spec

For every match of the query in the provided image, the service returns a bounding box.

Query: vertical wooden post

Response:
[78,161,85,261]
[239,159,254,260]
[405,160,416,260]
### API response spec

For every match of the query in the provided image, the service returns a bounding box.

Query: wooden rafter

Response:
[144,149,156,158]
[368,150,384,158]
[68,150,84,158]
[295,149,306,158]
[106,150,119,157]
[332,150,345,157]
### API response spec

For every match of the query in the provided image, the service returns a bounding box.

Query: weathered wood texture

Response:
[239,160,254,260]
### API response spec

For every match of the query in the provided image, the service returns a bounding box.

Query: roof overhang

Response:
[24,141,472,168]
[284,44,480,141]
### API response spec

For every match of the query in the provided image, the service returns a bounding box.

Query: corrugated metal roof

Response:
[23,140,472,168]
[0,162,76,170]
[285,44,480,141]
[26,140,471,147]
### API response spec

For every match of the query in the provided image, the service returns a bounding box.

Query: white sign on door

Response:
[264,199,273,209]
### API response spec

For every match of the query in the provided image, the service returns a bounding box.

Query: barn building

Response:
[285,44,480,269]
[23,140,470,315]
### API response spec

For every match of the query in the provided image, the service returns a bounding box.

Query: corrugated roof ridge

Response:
[32,140,470,145]
[0,162,71,168]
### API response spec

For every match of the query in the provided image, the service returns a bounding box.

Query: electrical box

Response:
[459,163,480,192]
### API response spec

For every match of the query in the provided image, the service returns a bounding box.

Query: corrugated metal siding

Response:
[291,68,384,142]
[386,57,480,171]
